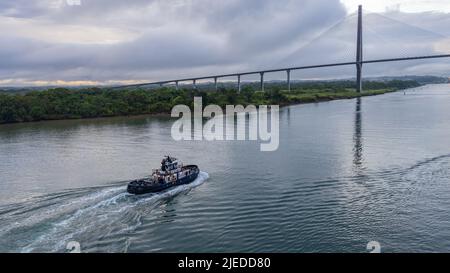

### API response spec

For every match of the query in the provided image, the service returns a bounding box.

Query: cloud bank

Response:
[0,0,449,86]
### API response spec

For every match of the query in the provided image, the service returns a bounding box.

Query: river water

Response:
[1,84,450,252]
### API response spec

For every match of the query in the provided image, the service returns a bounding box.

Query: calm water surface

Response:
[1,84,450,252]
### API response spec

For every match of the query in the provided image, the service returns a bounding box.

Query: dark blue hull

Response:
[127,165,199,194]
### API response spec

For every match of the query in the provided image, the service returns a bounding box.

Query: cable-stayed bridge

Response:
[114,5,450,92]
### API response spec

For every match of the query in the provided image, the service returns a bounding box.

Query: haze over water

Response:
[1,84,450,252]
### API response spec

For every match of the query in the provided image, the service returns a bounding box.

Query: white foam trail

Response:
[0,186,126,237]
[21,171,209,253]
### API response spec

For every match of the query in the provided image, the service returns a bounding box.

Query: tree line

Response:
[0,80,420,124]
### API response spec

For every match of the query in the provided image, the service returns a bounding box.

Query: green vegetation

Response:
[0,80,420,124]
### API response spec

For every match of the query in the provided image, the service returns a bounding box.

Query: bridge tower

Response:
[356,5,363,92]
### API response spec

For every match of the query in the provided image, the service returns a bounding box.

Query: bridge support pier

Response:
[175,81,179,90]
[260,72,265,92]
[214,77,218,91]
[356,64,362,93]
[287,69,291,91]
[193,79,197,89]
[237,75,241,93]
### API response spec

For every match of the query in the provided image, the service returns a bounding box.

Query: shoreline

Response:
[0,88,401,126]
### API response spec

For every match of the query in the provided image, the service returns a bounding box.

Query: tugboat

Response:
[127,156,200,194]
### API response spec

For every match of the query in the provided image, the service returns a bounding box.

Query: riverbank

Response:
[0,80,420,124]
[277,88,396,106]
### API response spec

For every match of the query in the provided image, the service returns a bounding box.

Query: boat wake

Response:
[0,172,209,253]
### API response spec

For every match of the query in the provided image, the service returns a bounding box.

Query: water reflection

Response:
[286,106,291,125]
[353,97,363,170]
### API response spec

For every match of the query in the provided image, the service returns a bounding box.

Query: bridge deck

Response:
[112,54,450,89]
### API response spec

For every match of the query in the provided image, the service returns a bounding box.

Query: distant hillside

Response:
[364,75,449,84]
[0,75,447,94]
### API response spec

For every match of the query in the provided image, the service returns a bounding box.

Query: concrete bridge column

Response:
[260,72,265,92]
[237,75,241,93]
[287,69,291,91]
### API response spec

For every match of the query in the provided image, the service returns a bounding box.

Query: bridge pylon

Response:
[356,5,363,92]
[113,4,450,91]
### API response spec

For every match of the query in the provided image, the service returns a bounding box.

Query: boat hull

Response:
[127,165,199,195]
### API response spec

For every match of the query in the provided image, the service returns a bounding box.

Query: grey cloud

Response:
[0,0,50,18]
[0,0,449,85]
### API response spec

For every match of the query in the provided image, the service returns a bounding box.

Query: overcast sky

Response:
[0,0,449,86]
